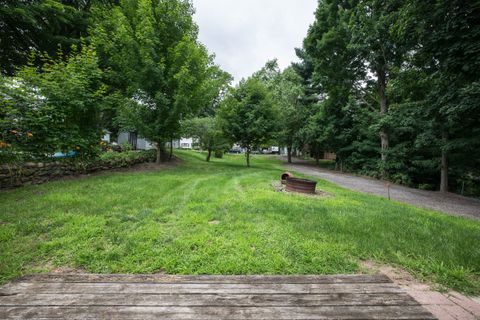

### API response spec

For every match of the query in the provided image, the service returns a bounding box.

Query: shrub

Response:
[99,150,156,167]
[0,46,106,162]
[418,183,435,191]
[120,142,133,152]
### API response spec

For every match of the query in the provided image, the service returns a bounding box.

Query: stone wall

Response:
[0,151,156,189]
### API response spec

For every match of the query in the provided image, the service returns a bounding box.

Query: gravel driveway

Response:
[284,160,480,220]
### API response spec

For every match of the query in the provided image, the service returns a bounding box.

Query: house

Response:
[118,132,155,150]
[118,132,197,150]
[102,130,111,143]
[171,138,195,149]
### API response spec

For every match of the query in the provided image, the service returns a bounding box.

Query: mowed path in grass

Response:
[0,150,479,294]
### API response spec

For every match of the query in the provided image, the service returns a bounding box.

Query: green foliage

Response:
[198,66,233,117]
[253,61,304,159]
[0,46,106,163]
[218,78,279,166]
[181,117,229,162]
[90,0,218,163]
[99,150,155,166]
[0,0,116,75]
[120,142,133,152]
[295,0,480,195]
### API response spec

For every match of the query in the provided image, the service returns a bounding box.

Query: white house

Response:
[118,132,155,150]
[118,132,197,150]
[102,130,111,143]
[171,138,195,149]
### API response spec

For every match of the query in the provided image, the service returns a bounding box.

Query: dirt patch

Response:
[361,260,480,319]
[271,181,331,198]
[48,158,181,184]
[208,220,220,225]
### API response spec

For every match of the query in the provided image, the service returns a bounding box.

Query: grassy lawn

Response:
[1,150,479,294]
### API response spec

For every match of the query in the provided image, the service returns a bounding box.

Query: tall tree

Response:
[349,0,407,174]
[302,0,360,168]
[254,61,304,163]
[91,0,212,163]
[218,78,278,167]
[397,0,480,192]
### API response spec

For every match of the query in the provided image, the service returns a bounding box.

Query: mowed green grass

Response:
[1,150,479,294]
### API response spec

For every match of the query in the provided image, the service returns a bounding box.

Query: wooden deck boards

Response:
[0,274,436,319]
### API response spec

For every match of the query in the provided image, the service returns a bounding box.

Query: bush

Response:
[120,142,133,152]
[418,183,435,191]
[0,46,106,162]
[99,150,156,167]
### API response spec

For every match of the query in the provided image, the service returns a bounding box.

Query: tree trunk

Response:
[206,149,212,162]
[169,138,173,160]
[378,68,389,163]
[315,152,320,165]
[440,131,449,193]
[287,146,292,164]
[156,145,162,164]
[155,141,168,164]
[246,148,251,167]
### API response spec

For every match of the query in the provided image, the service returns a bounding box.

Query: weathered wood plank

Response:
[15,274,392,284]
[0,282,404,295]
[0,275,435,319]
[0,305,437,319]
[0,292,420,307]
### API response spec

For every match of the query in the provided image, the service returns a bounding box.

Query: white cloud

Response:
[192,0,318,83]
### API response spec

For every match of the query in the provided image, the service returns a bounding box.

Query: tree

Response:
[297,0,480,195]
[90,0,212,163]
[0,0,118,75]
[394,0,480,192]
[348,0,408,174]
[301,0,360,169]
[254,61,304,163]
[197,65,233,117]
[218,78,278,167]
[182,117,228,162]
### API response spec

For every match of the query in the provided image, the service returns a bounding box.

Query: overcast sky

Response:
[192,0,318,83]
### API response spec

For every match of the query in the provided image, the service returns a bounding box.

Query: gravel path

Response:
[284,159,480,220]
